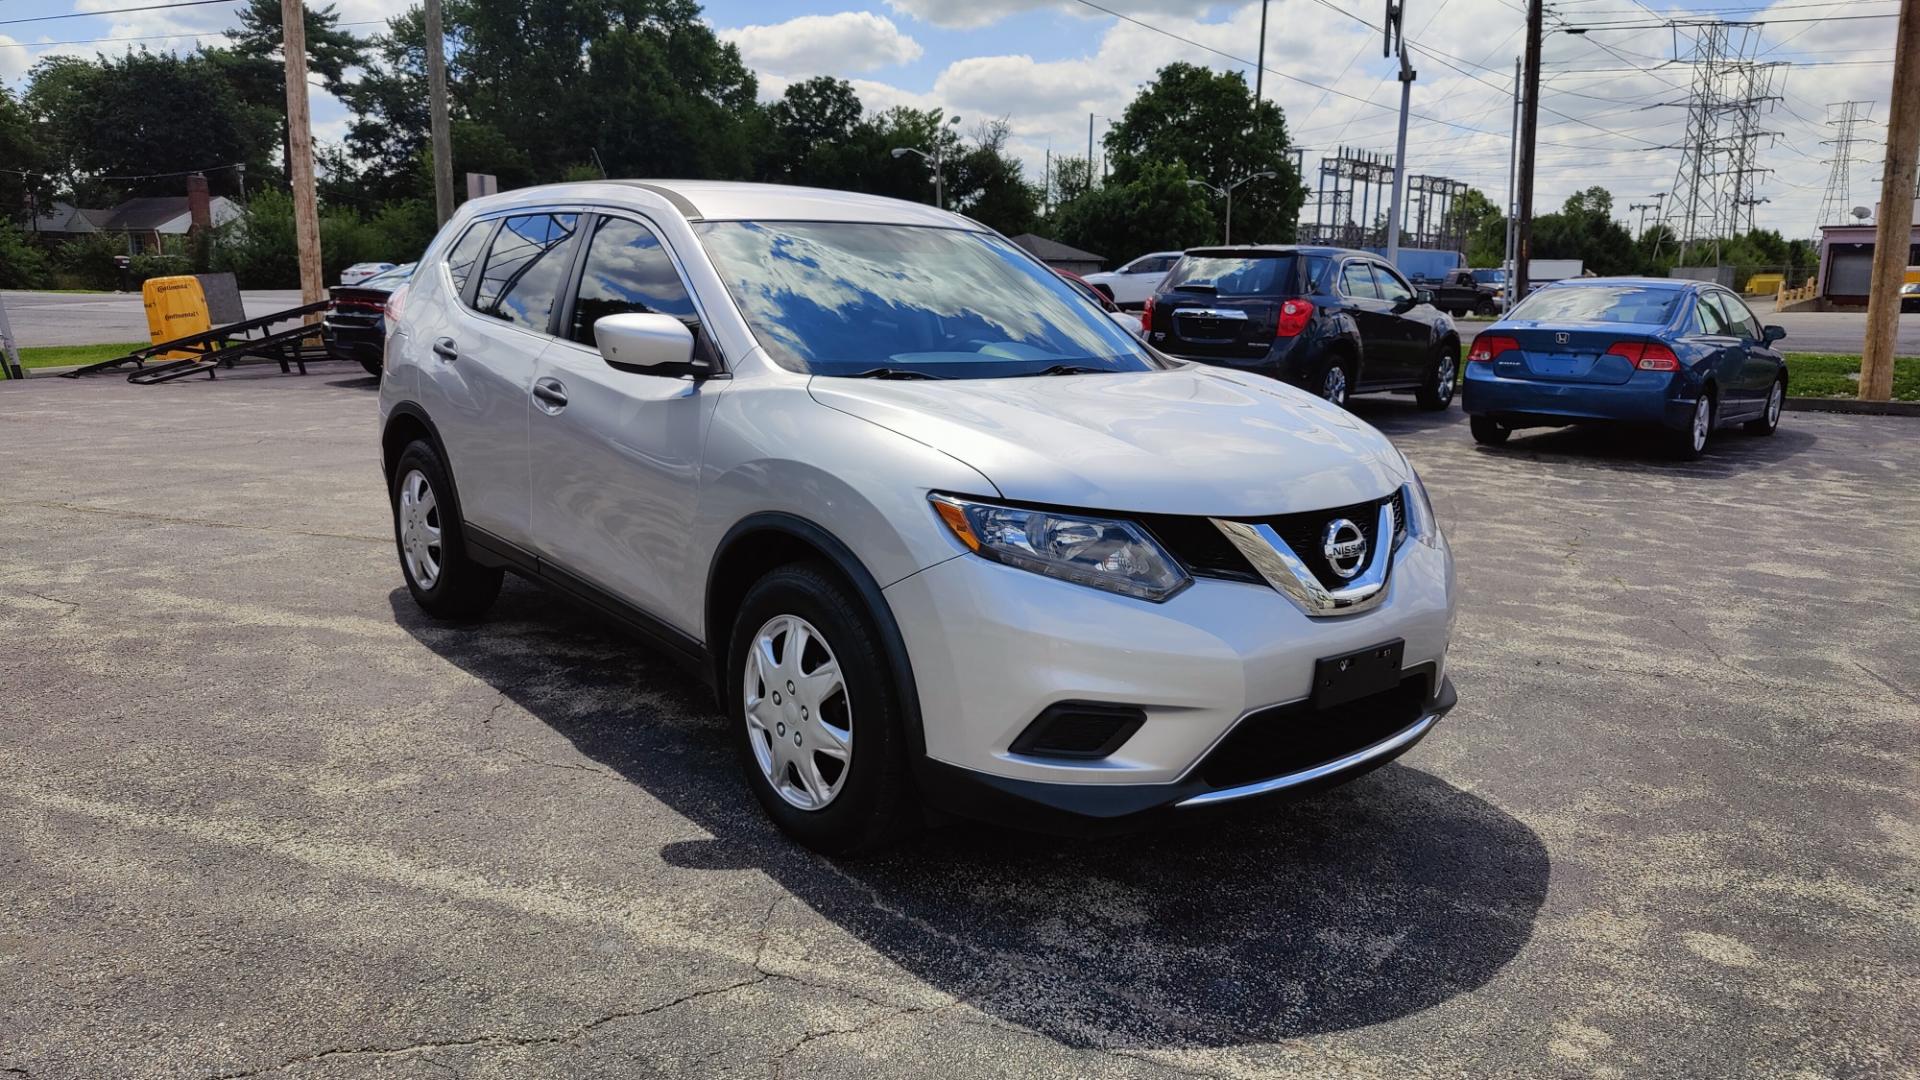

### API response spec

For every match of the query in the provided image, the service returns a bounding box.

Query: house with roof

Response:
[1008,233,1106,275]
[22,176,242,255]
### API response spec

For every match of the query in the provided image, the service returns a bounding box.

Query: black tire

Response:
[1415,342,1458,410]
[1669,391,1714,460]
[390,440,502,620]
[1319,353,1356,408]
[1745,377,1784,436]
[358,355,382,377]
[728,562,914,856]
[1470,415,1511,445]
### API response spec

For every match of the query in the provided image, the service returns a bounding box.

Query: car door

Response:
[1684,290,1747,414]
[1708,290,1778,416]
[1368,261,1430,381]
[527,212,731,635]
[1335,258,1397,385]
[422,211,581,548]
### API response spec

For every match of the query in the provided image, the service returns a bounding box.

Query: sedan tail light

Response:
[1140,295,1154,334]
[1467,334,1519,364]
[384,284,409,322]
[1275,298,1313,338]
[1605,340,1681,371]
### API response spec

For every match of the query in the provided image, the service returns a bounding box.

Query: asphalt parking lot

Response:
[2,368,1916,1079]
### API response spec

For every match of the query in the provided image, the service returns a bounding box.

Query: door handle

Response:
[431,337,458,361]
[532,377,569,413]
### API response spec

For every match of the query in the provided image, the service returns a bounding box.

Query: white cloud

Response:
[885,0,1219,32]
[720,12,922,77]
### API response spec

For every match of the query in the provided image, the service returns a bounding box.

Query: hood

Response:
[808,367,1410,517]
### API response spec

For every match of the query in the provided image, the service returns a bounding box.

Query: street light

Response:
[1186,171,1277,244]
[891,114,963,209]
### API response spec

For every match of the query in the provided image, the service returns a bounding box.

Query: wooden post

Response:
[425,0,454,226]
[1514,0,1543,300]
[1859,0,1919,401]
[282,0,324,310]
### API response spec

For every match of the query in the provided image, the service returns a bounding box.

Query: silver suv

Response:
[379,181,1457,853]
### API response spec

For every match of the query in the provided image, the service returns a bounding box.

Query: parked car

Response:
[324,263,414,376]
[1461,277,1787,459]
[1900,280,1920,313]
[340,261,398,286]
[1143,245,1462,410]
[1058,268,1146,338]
[1081,250,1182,309]
[379,181,1456,853]
[1428,268,1503,316]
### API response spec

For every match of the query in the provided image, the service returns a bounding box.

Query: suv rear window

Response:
[1162,254,1298,297]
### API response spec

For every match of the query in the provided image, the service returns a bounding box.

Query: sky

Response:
[0,0,1906,239]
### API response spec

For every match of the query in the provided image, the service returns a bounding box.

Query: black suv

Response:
[1143,245,1460,409]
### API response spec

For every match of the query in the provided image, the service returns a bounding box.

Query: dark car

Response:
[1143,245,1461,410]
[323,262,413,376]
[1461,278,1787,459]
[1428,268,1504,316]
[1901,281,1919,312]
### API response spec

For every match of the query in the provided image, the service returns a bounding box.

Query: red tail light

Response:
[1275,298,1313,338]
[1140,295,1154,334]
[1467,334,1519,364]
[384,284,409,322]
[1605,340,1680,371]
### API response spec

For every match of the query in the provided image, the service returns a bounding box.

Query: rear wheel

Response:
[1415,343,1458,410]
[1470,416,1511,445]
[1745,378,1784,435]
[1319,356,1354,408]
[358,356,382,377]
[391,440,502,619]
[729,562,914,855]
[1669,392,1714,460]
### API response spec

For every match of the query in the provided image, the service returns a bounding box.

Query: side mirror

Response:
[595,312,697,373]
[1762,324,1786,344]
[1416,289,1435,306]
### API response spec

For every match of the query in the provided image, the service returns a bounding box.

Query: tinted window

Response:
[1508,284,1682,325]
[1472,269,1506,284]
[1693,295,1729,334]
[474,213,580,331]
[568,216,699,347]
[1709,292,1761,340]
[1373,263,1414,302]
[696,221,1159,378]
[1130,255,1174,274]
[1304,255,1334,291]
[1162,254,1297,297]
[1340,262,1380,299]
[444,223,490,296]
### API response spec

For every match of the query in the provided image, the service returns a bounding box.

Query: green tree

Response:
[0,87,47,223]
[949,119,1040,236]
[1531,186,1637,275]
[762,76,868,187]
[1104,62,1304,243]
[1051,160,1216,263]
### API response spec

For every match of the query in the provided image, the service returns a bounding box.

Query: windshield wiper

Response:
[845,367,946,380]
[1030,364,1107,377]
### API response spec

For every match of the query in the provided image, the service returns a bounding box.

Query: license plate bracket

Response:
[1312,639,1405,709]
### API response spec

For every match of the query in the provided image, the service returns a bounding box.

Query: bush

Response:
[0,222,53,288]
[50,232,124,290]
[211,188,430,288]
[129,253,192,286]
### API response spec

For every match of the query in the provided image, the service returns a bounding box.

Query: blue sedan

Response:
[1461,278,1787,459]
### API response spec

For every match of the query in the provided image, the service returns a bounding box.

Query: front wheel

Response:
[729,562,914,855]
[1416,344,1458,410]
[1745,378,1784,436]
[1470,415,1511,445]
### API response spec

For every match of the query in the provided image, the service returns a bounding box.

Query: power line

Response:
[0,21,382,49]
[0,0,238,28]
[1567,12,1900,31]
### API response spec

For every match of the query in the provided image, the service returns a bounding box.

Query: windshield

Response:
[1162,254,1298,297]
[1507,284,1682,325]
[694,221,1160,378]
[1472,269,1506,284]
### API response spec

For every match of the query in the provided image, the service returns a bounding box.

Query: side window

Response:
[1340,261,1380,299]
[1373,264,1414,303]
[443,221,490,297]
[567,216,700,348]
[1711,292,1761,340]
[1133,256,1173,274]
[1693,294,1729,335]
[1304,255,1333,291]
[473,213,581,332]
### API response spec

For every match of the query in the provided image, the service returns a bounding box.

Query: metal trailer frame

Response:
[58,300,333,383]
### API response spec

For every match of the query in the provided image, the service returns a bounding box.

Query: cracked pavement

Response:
[2,370,1916,1078]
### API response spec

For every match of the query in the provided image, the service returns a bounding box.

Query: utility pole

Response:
[425,0,454,226]
[1254,0,1270,117]
[1088,113,1095,187]
[282,0,323,309]
[1514,0,1543,299]
[1860,0,1919,402]
[1504,56,1520,311]
[1384,1,1415,264]
[0,293,23,381]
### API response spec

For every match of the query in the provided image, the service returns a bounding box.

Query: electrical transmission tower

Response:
[1814,100,1873,239]
[1660,22,1782,264]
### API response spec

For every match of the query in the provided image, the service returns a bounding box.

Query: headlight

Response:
[1402,469,1441,547]
[929,494,1190,601]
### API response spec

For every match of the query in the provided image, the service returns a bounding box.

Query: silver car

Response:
[378,181,1457,853]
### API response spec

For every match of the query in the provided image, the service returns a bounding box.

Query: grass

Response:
[14,342,148,370]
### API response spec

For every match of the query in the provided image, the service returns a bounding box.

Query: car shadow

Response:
[1482,422,1816,475]
[390,584,1550,1049]
[1345,396,1467,436]
[326,375,380,390]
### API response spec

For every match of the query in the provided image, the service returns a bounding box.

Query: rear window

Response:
[1508,284,1682,326]
[1472,269,1505,284]
[1162,254,1298,297]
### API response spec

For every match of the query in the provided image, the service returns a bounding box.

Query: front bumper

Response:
[883,528,1455,828]
[1463,365,1694,429]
